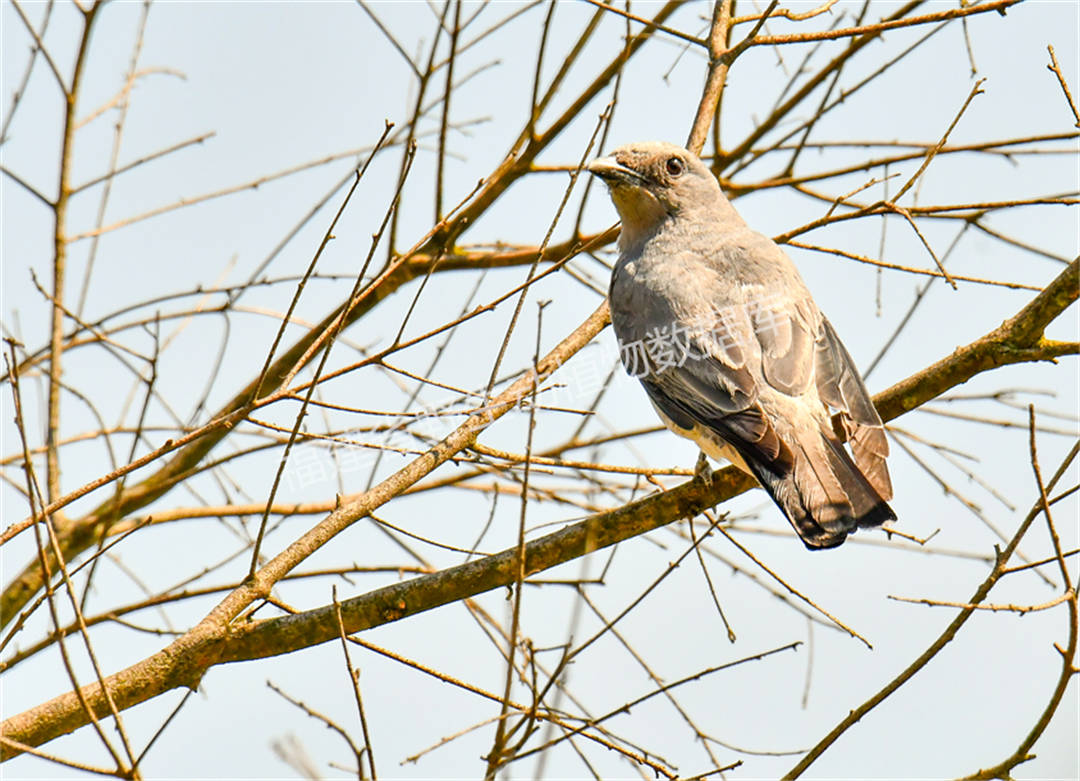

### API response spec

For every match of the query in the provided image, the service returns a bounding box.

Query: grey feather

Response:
[590,141,895,549]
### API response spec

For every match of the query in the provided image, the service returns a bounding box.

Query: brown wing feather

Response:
[814,317,893,500]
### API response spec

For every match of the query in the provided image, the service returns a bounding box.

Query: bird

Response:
[587,140,894,549]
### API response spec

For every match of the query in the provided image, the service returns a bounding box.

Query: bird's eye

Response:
[665,157,685,177]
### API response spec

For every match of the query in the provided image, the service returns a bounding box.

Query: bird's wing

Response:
[728,240,892,503]
[814,317,893,500]
[616,267,893,548]
[619,295,794,476]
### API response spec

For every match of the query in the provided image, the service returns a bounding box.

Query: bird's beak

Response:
[586,156,647,187]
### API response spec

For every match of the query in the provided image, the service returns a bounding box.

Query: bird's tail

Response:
[743,426,895,549]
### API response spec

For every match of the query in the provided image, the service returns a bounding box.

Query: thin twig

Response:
[1046,44,1080,127]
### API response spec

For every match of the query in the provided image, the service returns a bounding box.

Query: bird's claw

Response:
[694,451,713,488]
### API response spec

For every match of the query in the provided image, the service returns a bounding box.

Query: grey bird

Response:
[588,141,894,549]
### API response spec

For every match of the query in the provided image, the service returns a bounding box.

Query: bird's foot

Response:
[694,451,713,488]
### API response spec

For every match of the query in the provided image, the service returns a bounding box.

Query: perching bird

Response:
[588,141,894,549]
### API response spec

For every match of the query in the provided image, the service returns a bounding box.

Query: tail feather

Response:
[738,426,895,550]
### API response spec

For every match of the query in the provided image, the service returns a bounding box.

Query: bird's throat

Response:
[611,187,668,253]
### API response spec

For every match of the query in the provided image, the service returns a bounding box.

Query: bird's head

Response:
[586,141,730,249]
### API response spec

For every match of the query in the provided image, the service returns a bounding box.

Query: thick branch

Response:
[1,302,612,759]
[4,260,1075,758]
[874,257,1078,423]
